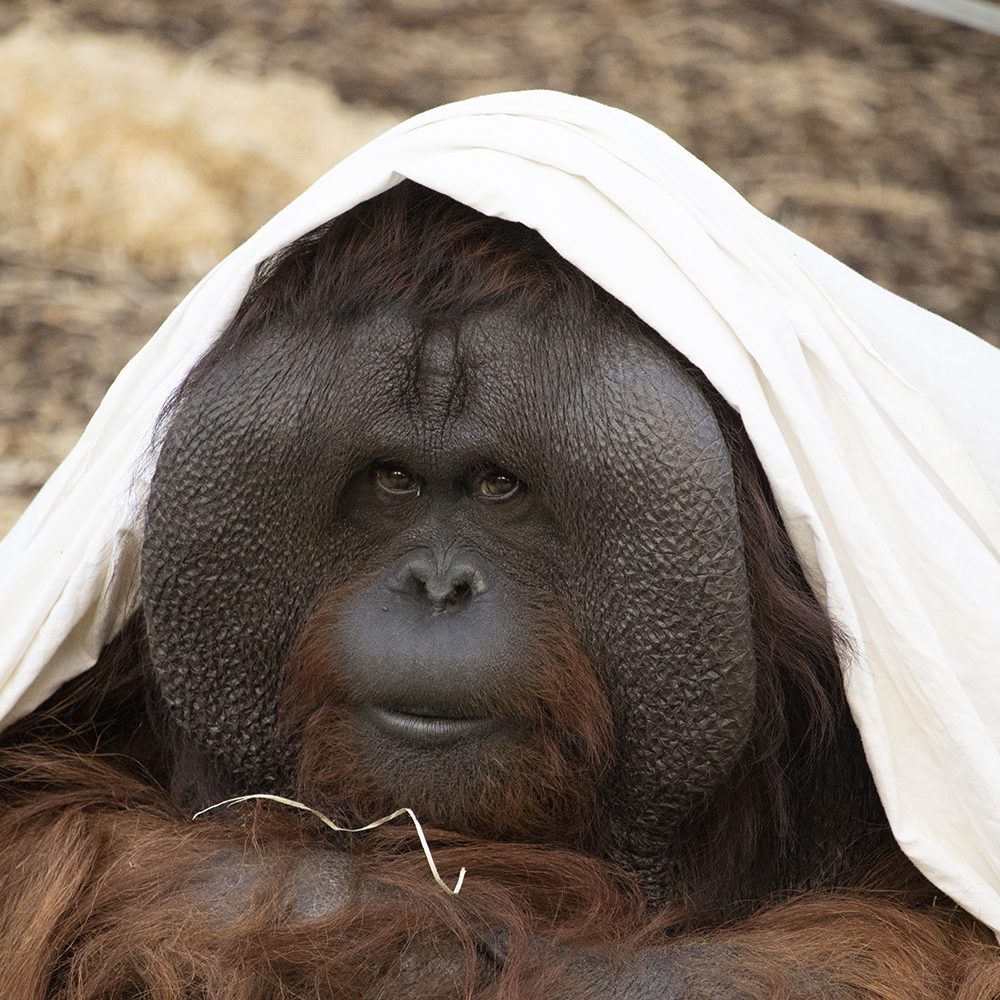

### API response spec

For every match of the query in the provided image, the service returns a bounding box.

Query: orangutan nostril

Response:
[402,553,484,613]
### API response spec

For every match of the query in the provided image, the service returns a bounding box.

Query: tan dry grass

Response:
[0,21,401,534]
[0,21,400,281]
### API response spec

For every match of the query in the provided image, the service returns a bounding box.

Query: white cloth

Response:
[2,90,1000,932]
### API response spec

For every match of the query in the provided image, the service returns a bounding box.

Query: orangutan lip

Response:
[363,706,498,746]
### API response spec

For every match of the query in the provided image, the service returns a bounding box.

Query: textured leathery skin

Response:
[142,302,755,883]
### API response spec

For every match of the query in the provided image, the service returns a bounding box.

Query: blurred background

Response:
[1,0,998,533]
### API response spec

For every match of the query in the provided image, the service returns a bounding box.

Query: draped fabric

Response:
[2,90,999,932]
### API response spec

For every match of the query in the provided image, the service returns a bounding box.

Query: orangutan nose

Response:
[396,550,488,614]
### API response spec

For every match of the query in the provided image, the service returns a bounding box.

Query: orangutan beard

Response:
[277,584,613,846]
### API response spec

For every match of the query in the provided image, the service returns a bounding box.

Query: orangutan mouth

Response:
[362,705,501,746]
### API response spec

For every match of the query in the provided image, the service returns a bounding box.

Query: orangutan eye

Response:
[476,469,521,501]
[374,464,419,495]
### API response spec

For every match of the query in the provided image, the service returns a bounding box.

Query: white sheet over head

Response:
[2,90,999,931]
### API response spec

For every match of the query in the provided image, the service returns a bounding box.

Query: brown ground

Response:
[1,0,998,534]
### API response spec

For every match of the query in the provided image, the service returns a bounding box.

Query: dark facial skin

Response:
[142,302,755,884]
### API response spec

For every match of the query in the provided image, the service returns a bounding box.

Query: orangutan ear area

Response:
[2,181,998,1000]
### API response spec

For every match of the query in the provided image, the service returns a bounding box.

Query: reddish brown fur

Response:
[281,584,613,844]
[0,730,647,999]
[2,738,999,999]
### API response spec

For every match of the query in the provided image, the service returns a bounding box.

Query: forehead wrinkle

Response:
[412,324,471,470]
[346,314,475,470]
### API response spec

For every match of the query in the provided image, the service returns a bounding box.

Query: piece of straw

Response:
[193,794,466,894]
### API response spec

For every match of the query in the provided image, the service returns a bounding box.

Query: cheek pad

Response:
[566,389,756,879]
[141,387,350,788]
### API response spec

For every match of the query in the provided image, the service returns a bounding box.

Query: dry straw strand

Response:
[194,793,468,895]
